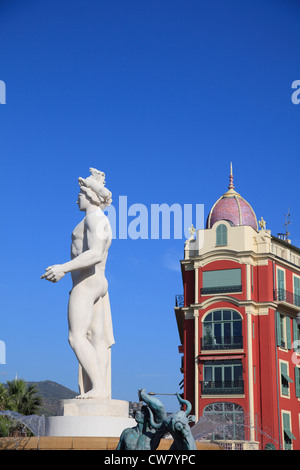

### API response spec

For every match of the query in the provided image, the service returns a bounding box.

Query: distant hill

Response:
[28,380,77,417]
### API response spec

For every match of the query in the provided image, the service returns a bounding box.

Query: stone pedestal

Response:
[44,399,135,437]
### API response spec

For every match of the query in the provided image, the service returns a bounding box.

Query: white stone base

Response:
[45,415,135,437]
[60,398,130,417]
[44,398,136,437]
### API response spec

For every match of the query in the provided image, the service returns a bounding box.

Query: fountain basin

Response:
[0,436,224,450]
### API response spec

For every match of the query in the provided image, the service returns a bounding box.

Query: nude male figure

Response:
[41,168,114,400]
[116,389,166,450]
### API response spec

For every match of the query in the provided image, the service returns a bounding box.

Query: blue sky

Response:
[1,0,300,412]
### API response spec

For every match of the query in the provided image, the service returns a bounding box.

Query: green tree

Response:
[0,383,9,410]
[0,383,10,437]
[0,379,43,437]
[6,379,42,415]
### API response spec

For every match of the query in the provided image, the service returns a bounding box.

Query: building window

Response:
[276,268,285,300]
[203,402,245,441]
[295,367,300,398]
[216,224,227,246]
[280,315,286,348]
[293,275,300,307]
[280,362,293,397]
[276,312,291,349]
[201,359,244,395]
[282,412,296,450]
[293,319,300,354]
[275,272,300,308]
[202,309,242,350]
[201,268,242,295]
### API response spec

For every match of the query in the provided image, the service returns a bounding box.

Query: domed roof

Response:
[206,164,258,231]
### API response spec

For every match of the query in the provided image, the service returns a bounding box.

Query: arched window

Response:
[202,309,242,350]
[203,402,245,441]
[216,224,227,246]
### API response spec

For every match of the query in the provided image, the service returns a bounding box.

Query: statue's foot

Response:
[75,388,109,400]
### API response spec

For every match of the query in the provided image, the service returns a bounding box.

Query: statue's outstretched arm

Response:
[41,215,107,282]
[138,389,167,423]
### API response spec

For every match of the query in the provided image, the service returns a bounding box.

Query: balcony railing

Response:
[201,285,242,295]
[175,294,184,307]
[203,440,259,450]
[201,336,243,351]
[200,380,244,395]
[273,288,300,307]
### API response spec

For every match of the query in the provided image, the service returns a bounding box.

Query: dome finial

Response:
[206,164,258,230]
[228,162,235,190]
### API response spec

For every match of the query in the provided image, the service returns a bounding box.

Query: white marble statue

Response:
[41,168,114,400]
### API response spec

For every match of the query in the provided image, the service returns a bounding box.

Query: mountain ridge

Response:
[27,380,77,416]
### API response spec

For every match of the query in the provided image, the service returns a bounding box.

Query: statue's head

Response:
[77,167,112,210]
[134,410,143,424]
[134,405,148,425]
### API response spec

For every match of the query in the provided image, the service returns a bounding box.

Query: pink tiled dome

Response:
[206,165,258,231]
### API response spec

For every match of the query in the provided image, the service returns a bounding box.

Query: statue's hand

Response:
[41,265,66,283]
[138,388,146,401]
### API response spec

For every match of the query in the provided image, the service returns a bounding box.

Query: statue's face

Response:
[76,190,90,211]
[135,410,144,424]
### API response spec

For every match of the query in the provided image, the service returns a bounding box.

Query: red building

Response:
[175,166,300,450]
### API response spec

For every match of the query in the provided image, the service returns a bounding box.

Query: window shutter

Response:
[203,269,241,288]
[281,362,290,396]
[295,367,300,398]
[281,362,293,382]
[276,312,281,347]
[216,224,227,246]
[293,319,298,352]
[277,269,285,289]
[286,317,291,350]
[294,277,300,307]
[282,413,296,442]
[283,412,289,432]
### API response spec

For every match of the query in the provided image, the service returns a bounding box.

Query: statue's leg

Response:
[89,296,111,398]
[68,287,109,399]
[78,362,92,396]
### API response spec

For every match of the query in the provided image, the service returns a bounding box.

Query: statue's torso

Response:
[70,211,112,290]
[71,219,85,259]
